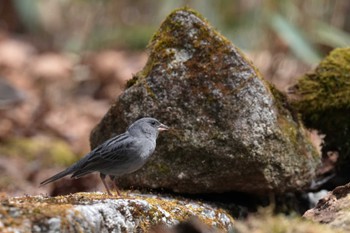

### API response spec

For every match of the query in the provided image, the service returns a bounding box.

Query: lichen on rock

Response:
[90,8,319,195]
[0,192,234,232]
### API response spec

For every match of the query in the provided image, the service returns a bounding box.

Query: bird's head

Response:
[128,117,169,138]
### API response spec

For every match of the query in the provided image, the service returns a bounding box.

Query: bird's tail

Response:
[40,166,75,186]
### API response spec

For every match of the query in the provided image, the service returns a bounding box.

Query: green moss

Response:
[295,48,350,114]
[269,84,297,119]
[269,84,319,160]
[149,162,171,175]
[293,48,350,175]
[0,137,78,166]
[126,75,140,88]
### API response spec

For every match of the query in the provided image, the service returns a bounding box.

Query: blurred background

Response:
[0,0,349,196]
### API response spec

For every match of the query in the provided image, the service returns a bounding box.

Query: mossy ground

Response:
[0,137,78,167]
[233,208,344,233]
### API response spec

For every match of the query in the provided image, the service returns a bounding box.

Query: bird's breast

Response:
[139,138,156,160]
[107,138,156,176]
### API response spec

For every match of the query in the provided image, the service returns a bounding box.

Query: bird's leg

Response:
[100,173,112,196]
[109,175,121,196]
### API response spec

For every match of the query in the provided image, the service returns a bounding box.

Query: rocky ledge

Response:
[0,192,233,232]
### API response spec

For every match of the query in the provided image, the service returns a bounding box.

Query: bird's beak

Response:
[158,123,169,131]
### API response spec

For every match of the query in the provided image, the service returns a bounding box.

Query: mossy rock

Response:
[293,48,350,177]
[0,193,234,232]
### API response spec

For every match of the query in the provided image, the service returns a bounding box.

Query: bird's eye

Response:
[151,121,156,125]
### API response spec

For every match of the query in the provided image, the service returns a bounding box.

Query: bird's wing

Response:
[71,133,137,178]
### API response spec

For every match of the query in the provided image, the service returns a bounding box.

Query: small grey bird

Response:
[40,117,169,196]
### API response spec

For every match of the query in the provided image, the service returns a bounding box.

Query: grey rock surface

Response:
[304,183,350,232]
[0,193,233,232]
[90,8,320,194]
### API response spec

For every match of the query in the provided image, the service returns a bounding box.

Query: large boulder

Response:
[90,8,319,194]
[0,193,234,232]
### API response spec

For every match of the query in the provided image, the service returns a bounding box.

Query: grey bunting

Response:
[40,117,169,196]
